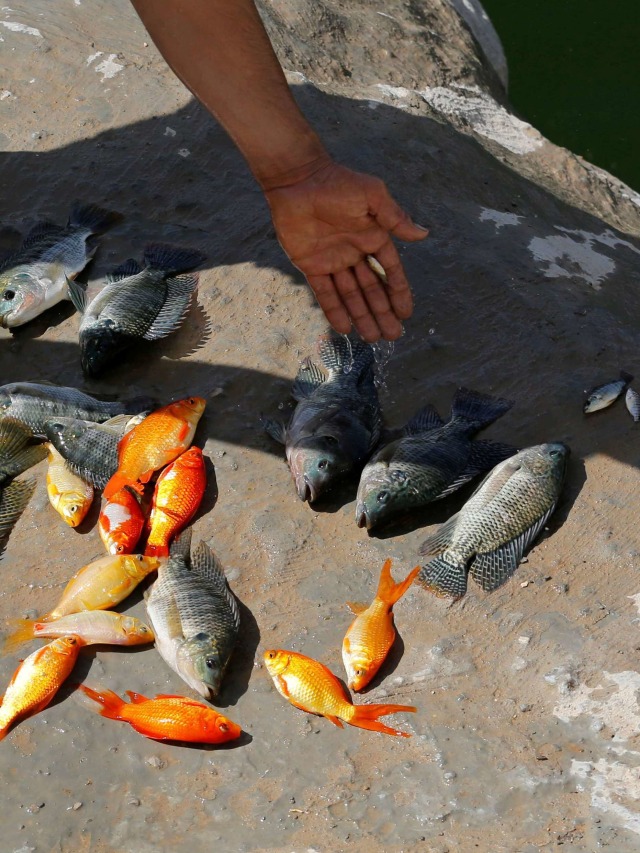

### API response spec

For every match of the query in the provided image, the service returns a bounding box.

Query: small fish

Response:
[76,685,242,744]
[145,529,240,700]
[355,388,515,530]
[342,560,420,691]
[263,649,416,737]
[625,387,640,422]
[418,442,569,599]
[0,476,36,555]
[0,381,151,435]
[45,443,94,527]
[44,553,161,621]
[0,636,83,740]
[0,417,47,486]
[104,397,206,500]
[4,610,154,652]
[145,446,207,557]
[42,413,145,489]
[264,332,382,503]
[584,371,633,413]
[68,244,205,377]
[99,487,145,555]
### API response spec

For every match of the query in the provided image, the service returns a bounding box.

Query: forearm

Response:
[130,0,330,188]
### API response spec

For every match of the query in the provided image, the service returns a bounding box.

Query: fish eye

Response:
[219,722,229,732]
[377,490,389,503]
[69,505,78,514]
[188,397,196,405]
[3,290,15,301]
[317,459,329,470]
[136,555,144,562]
[355,668,365,677]
[116,544,124,554]
[205,657,217,670]
[550,450,561,458]
[267,651,276,659]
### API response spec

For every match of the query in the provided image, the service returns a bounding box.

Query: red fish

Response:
[99,487,145,555]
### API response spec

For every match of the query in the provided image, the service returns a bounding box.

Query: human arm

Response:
[129,0,428,341]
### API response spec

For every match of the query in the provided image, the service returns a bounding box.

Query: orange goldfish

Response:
[77,685,242,744]
[0,636,83,740]
[46,443,94,527]
[144,446,206,557]
[342,559,420,691]
[103,396,206,500]
[44,553,161,621]
[4,610,154,652]
[99,487,145,555]
[263,649,416,737]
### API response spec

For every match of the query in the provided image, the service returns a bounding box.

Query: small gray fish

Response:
[67,244,205,378]
[584,371,633,413]
[0,202,120,327]
[144,529,240,700]
[0,417,47,486]
[417,442,569,599]
[0,476,36,557]
[0,381,152,434]
[264,332,382,503]
[355,388,515,531]
[42,414,144,489]
[625,386,640,422]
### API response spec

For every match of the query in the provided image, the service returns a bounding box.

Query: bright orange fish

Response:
[99,487,145,555]
[342,559,420,691]
[0,636,83,740]
[76,685,242,744]
[103,397,206,500]
[263,649,416,737]
[144,446,206,557]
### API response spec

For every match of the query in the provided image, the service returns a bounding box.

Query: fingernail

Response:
[416,224,429,232]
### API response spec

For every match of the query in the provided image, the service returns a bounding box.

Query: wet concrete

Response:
[1,1,640,851]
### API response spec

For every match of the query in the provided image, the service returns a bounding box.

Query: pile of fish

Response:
[583,369,640,421]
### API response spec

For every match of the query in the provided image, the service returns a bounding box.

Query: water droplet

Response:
[341,334,354,373]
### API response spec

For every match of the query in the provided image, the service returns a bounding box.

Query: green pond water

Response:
[481,0,640,192]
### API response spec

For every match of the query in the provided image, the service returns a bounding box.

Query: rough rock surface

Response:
[1,1,640,851]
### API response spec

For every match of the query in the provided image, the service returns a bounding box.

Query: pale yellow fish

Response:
[46,443,94,527]
[4,610,155,652]
[44,554,161,621]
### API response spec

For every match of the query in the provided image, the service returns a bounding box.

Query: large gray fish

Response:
[355,388,515,531]
[67,244,205,378]
[0,202,120,328]
[144,529,240,700]
[417,442,569,599]
[42,413,145,489]
[0,417,47,486]
[264,332,382,503]
[0,476,36,557]
[583,370,633,414]
[0,381,152,434]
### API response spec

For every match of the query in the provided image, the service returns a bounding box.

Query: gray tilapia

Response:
[0,476,36,556]
[264,332,382,503]
[0,381,152,434]
[625,386,640,422]
[144,529,240,700]
[417,442,569,599]
[0,202,120,327]
[67,244,205,378]
[42,413,145,489]
[355,388,515,530]
[0,417,47,486]
[584,370,633,413]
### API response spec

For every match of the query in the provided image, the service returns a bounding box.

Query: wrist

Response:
[255,139,333,192]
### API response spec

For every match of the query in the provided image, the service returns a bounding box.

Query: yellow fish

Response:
[46,443,94,527]
[44,554,161,621]
[0,636,83,740]
[4,610,154,652]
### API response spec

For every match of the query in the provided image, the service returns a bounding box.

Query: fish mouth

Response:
[295,474,316,503]
[355,503,370,529]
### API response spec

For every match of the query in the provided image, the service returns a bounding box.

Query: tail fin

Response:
[417,553,468,599]
[349,702,416,737]
[69,202,122,234]
[450,387,513,431]
[103,472,130,501]
[143,243,206,273]
[76,684,125,720]
[2,618,35,653]
[376,559,420,607]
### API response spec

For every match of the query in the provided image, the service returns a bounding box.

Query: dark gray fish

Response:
[625,386,640,422]
[67,244,205,378]
[144,529,240,700]
[0,381,152,434]
[42,414,145,489]
[0,417,47,486]
[417,442,569,599]
[355,388,515,530]
[584,370,633,413]
[0,202,120,328]
[0,476,36,557]
[264,332,382,503]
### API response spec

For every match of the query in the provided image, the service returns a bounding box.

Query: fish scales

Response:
[0,418,47,485]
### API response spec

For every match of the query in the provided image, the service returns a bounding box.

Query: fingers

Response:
[372,240,414,320]
[306,274,352,335]
[369,180,429,243]
[332,269,382,342]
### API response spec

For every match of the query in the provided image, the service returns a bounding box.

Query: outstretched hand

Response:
[264,160,428,342]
